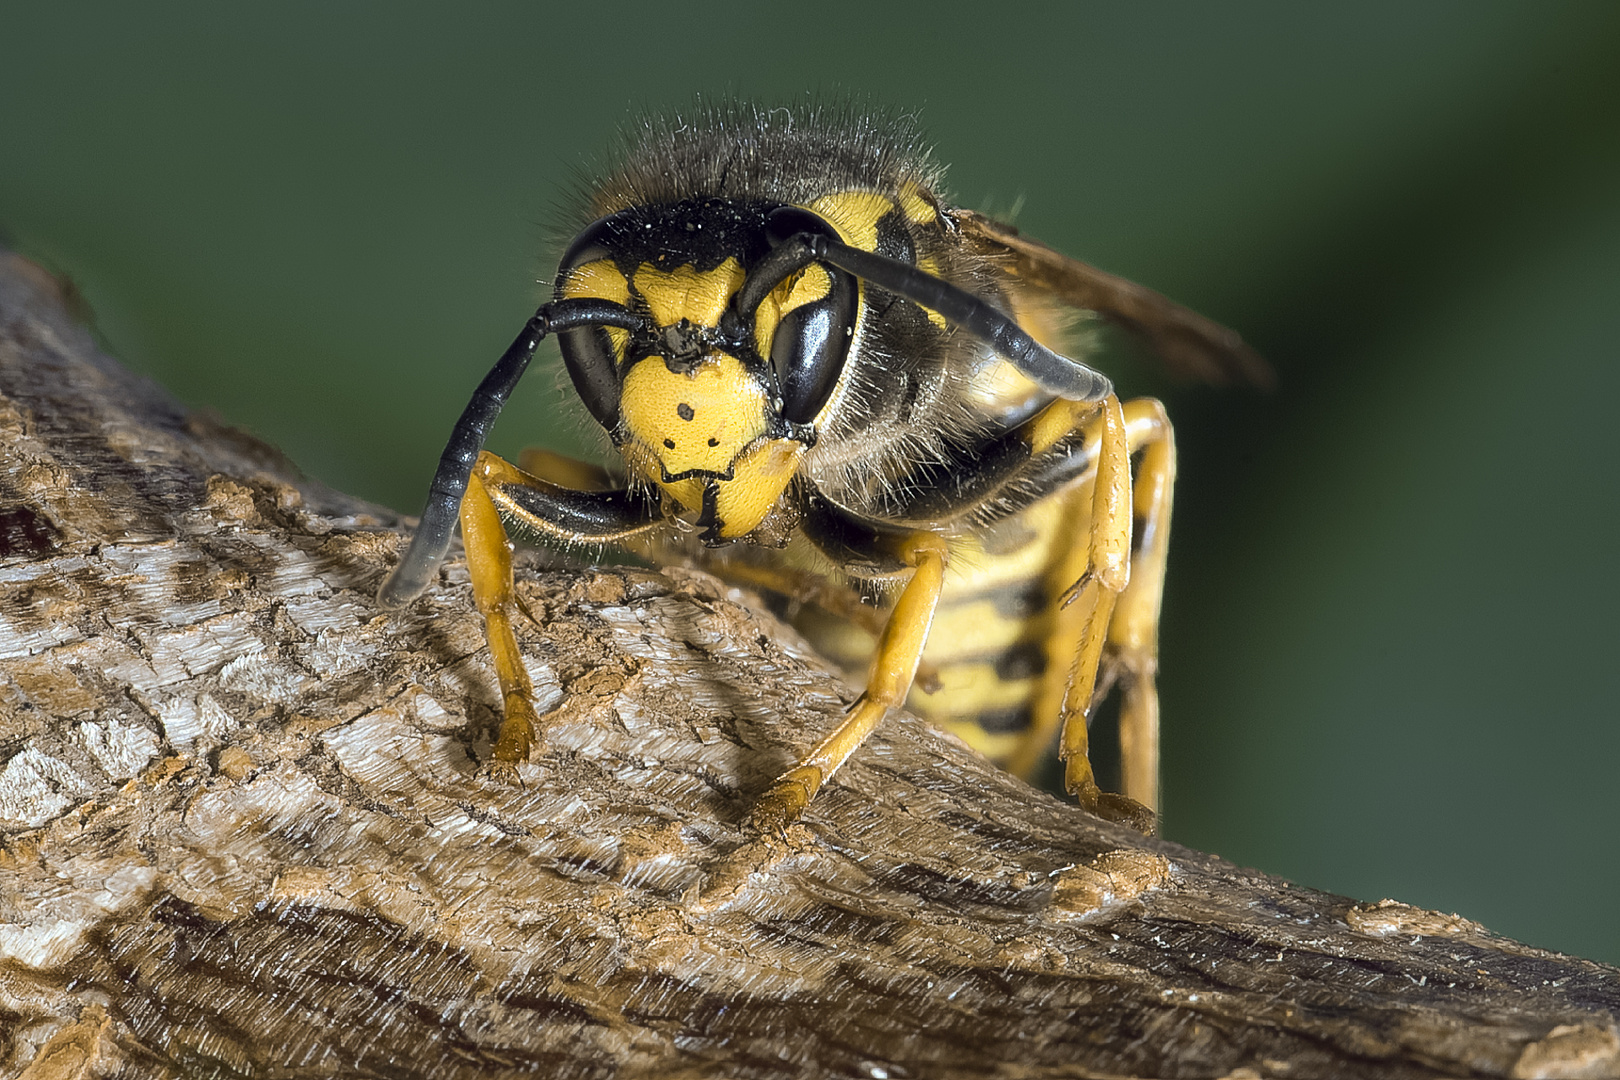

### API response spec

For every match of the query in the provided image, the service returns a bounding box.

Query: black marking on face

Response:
[663,438,676,449]
[677,402,695,421]
[698,482,725,545]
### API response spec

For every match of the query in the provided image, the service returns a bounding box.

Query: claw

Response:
[491,693,541,766]
[1096,791,1157,834]
[747,765,822,834]
[481,757,524,787]
[1071,776,1156,834]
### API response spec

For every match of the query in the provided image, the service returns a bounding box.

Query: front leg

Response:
[457,450,663,772]
[459,465,542,769]
[1109,398,1175,816]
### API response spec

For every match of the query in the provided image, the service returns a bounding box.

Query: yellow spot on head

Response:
[620,353,769,482]
[560,259,629,306]
[560,258,632,354]
[633,258,745,328]
[808,191,946,328]
[897,182,939,228]
[805,191,895,253]
[752,263,831,359]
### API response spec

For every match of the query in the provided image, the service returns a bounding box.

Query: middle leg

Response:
[749,531,949,831]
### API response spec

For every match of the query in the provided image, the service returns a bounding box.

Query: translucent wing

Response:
[950,209,1274,389]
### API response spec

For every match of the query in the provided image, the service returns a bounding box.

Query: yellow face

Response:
[618,351,805,539]
[621,352,765,480]
[562,257,807,541]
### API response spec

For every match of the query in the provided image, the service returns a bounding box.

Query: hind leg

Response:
[1108,399,1175,815]
[1004,397,1172,831]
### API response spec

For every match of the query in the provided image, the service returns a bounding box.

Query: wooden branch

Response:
[0,250,1615,1080]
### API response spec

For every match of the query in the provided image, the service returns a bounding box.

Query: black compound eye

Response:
[761,207,857,425]
[771,277,855,425]
[554,215,628,430]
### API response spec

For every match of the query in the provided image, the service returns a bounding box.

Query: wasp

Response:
[377,103,1266,833]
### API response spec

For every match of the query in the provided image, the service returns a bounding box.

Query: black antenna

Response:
[746,232,1115,403]
[376,299,649,608]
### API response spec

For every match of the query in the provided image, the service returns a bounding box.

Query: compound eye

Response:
[762,207,857,425]
[770,275,855,424]
[554,215,629,429]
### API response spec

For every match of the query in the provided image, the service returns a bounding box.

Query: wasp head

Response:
[551,200,855,544]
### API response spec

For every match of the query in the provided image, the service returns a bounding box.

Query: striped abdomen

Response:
[794,482,1091,773]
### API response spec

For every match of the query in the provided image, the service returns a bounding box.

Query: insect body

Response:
[377,105,1265,832]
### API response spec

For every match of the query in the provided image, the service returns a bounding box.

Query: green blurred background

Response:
[4,3,1616,962]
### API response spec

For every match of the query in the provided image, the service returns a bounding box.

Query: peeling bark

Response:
[0,252,1616,1079]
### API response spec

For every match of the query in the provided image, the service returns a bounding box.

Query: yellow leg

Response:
[1002,474,1096,782]
[1056,396,1133,812]
[705,558,942,694]
[459,458,541,767]
[1001,397,1173,831]
[516,446,618,490]
[750,532,949,831]
[1111,399,1175,814]
[460,448,666,774]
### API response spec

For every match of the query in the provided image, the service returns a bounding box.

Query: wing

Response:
[950,209,1275,389]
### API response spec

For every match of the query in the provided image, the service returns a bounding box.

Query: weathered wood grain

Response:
[1,252,1616,1079]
